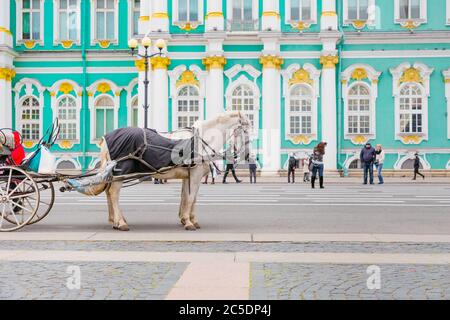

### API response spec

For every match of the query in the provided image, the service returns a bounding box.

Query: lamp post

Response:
[128,37,167,129]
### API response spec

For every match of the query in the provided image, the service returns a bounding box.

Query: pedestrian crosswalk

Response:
[47,182,450,207]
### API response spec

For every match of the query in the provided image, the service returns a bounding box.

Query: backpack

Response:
[288,156,296,168]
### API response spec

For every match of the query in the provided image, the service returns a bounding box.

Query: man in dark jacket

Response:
[222,150,242,184]
[413,153,425,180]
[287,153,297,183]
[360,143,376,185]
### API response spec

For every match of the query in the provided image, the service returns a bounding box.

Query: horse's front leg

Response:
[179,179,188,226]
[180,176,202,231]
[106,181,129,231]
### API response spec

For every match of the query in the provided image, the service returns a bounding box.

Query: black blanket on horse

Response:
[104,127,193,176]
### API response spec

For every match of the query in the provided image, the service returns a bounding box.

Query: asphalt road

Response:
[20,181,450,234]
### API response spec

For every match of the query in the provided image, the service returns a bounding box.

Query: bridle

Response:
[193,114,251,172]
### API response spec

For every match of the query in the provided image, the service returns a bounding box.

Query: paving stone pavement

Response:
[0,261,187,300]
[250,263,450,300]
[1,240,450,253]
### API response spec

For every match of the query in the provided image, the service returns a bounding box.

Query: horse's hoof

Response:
[180,219,186,226]
[112,226,118,230]
[185,224,196,231]
[118,225,130,231]
[193,223,201,229]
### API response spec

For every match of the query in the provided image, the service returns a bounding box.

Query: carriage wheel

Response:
[26,181,54,225]
[0,166,40,232]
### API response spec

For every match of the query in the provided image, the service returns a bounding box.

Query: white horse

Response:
[80,111,251,231]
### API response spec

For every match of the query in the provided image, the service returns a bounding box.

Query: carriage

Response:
[0,113,250,232]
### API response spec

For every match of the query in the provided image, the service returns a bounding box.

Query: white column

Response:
[321,0,338,30]
[260,55,283,174]
[205,0,224,31]
[150,0,169,32]
[0,0,14,128]
[202,38,226,119]
[150,56,170,131]
[319,54,338,170]
[261,0,280,31]
[138,0,150,35]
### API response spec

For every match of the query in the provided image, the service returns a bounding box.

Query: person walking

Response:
[360,142,376,185]
[222,150,242,184]
[413,153,425,180]
[311,142,327,189]
[203,162,217,184]
[302,155,310,182]
[287,153,297,183]
[248,153,258,184]
[374,144,385,184]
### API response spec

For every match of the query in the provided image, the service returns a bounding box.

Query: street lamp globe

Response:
[141,37,152,48]
[156,39,166,51]
[128,38,138,50]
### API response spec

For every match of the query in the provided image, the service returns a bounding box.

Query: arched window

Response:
[399,84,423,134]
[231,84,256,128]
[58,96,77,140]
[288,85,313,135]
[19,96,40,141]
[95,96,114,139]
[347,84,371,134]
[131,97,139,127]
[177,86,200,128]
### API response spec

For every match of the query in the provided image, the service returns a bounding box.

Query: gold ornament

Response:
[202,56,227,70]
[351,68,368,81]
[0,68,15,81]
[205,12,223,19]
[139,16,150,21]
[151,56,171,70]
[289,135,312,145]
[23,40,36,49]
[176,70,199,87]
[289,68,313,86]
[351,20,367,29]
[351,135,368,145]
[59,82,74,94]
[400,135,421,144]
[58,140,73,149]
[97,82,111,93]
[61,40,74,48]
[320,55,339,69]
[98,40,111,48]
[399,67,423,84]
[259,55,284,69]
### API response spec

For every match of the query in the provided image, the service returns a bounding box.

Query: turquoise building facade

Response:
[1,0,450,173]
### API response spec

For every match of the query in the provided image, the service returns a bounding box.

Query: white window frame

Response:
[343,0,376,26]
[17,96,41,142]
[90,0,119,45]
[15,0,45,45]
[87,80,120,143]
[126,78,139,126]
[56,95,79,141]
[130,96,139,127]
[285,0,317,25]
[390,62,433,144]
[173,0,204,27]
[443,68,450,139]
[53,0,81,45]
[281,63,320,145]
[341,64,381,144]
[345,83,373,135]
[174,85,201,130]
[13,78,45,145]
[48,80,82,144]
[447,0,450,25]
[128,0,141,38]
[286,84,315,136]
[168,65,207,130]
[225,75,260,137]
[226,0,259,32]
[394,0,427,26]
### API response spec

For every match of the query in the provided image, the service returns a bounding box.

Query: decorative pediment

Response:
[390,62,433,96]
[176,70,199,88]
